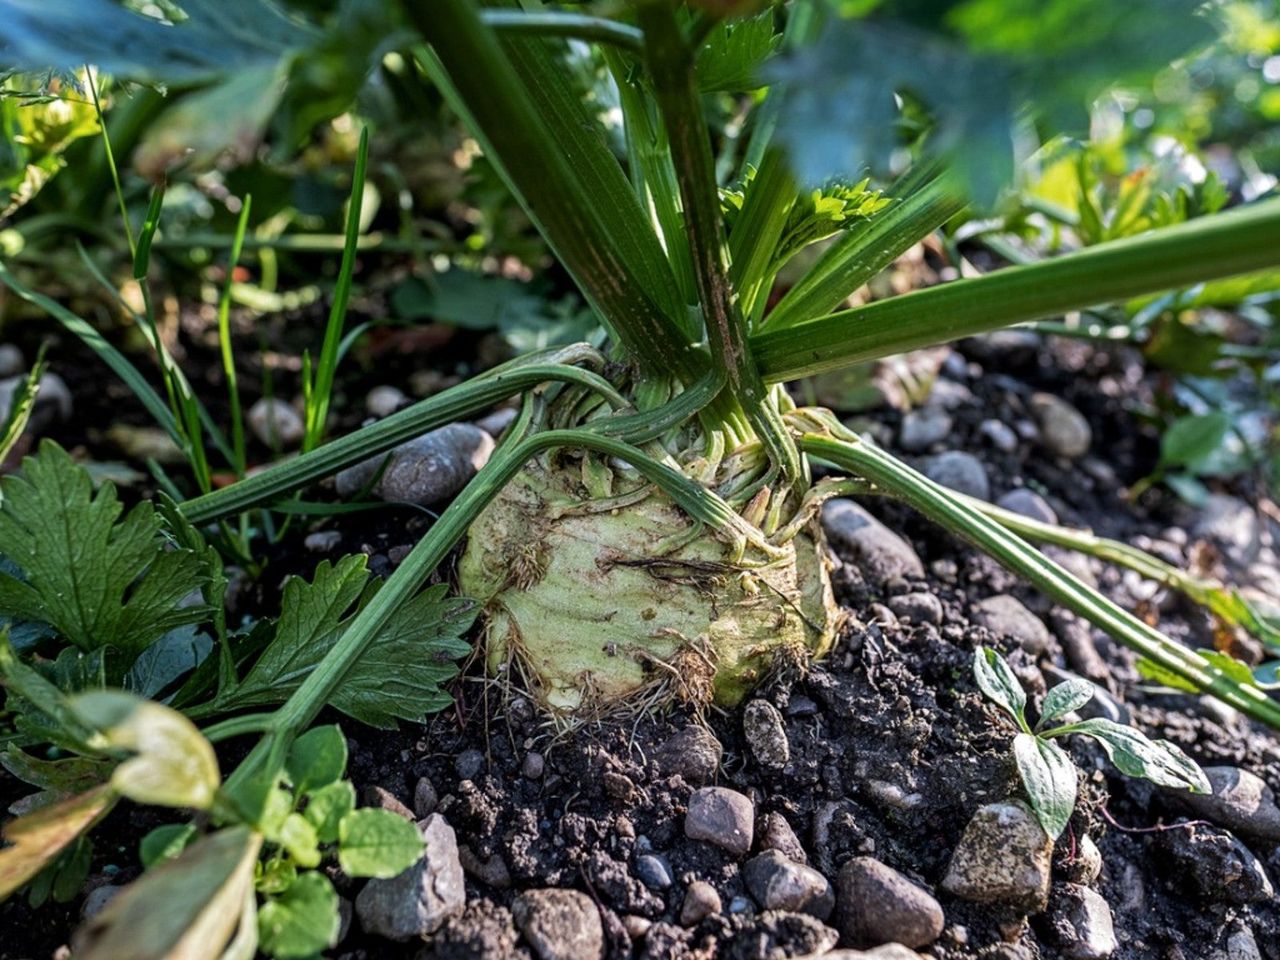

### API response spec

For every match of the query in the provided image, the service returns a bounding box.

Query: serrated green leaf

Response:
[1158,412,1232,474]
[0,442,208,675]
[1037,678,1095,729]
[337,808,423,879]
[72,690,220,810]
[279,813,320,869]
[303,781,355,845]
[1059,717,1210,793]
[973,646,1027,729]
[285,725,347,795]
[257,871,339,960]
[139,823,198,869]
[696,10,781,92]
[1013,732,1077,839]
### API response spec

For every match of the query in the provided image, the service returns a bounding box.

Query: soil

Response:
[2,317,1278,960]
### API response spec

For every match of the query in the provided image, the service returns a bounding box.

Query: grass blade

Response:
[217,196,253,476]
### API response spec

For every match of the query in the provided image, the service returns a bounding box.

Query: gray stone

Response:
[685,787,754,857]
[303,530,343,553]
[654,725,722,785]
[105,424,186,464]
[743,850,834,920]
[1061,834,1102,885]
[455,748,485,780]
[887,591,943,626]
[835,856,944,949]
[81,884,122,919]
[919,451,990,501]
[636,854,673,890]
[814,946,926,960]
[522,752,546,780]
[941,800,1053,910]
[1172,767,1280,842]
[996,488,1058,525]
[1031,393,1091,459]
[761,812,808,864]
[475,406,519,438]
[822,500,924,585]
[979,419,1019,454]
[335,423,495,506]
[413,777,438,818]
[744,700,790,769]
[511,888,604,960]
[972,595,1052,655]
[0,345,24,377]
[366,385,408,418]
[458,844,512,889]
[681,881,722,925]
[1214,925,1262,960]
[248,397,304,448]
[1192,495,1262,568]
[1047,883,1116,959]
[355,814,465,941]
[898,409,953,452]
[1160,825,1274,904]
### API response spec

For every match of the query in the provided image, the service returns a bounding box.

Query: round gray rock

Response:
[744,699,790,769]
[972,595,1052,655]
[1172,767,1280,842]
[681,881,722,925]
[654,725,723,785]
[996,488,1058,525]
[743,850,834,920]
[248,397,304,448]
[823,499,924,585]
[1031,392,1091,459]
[1047,883,1117,959]
[685,786,754,857]
[335,423,494,506]
[919,451,990,501]
[887,591,943,626]
[942,800,1054,911]
[354,813,465,941]
[898,408,953,452]
[835,856,944,949]
[511,888,604,960]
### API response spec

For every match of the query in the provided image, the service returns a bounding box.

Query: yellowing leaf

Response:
[73,825,262,960]
[0,784,116,900]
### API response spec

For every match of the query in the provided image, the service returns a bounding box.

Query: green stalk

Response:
[217,197,253,477]
[728,148,796,326]
[85,67,134,258]
[756,197,1280,382]
[408,0,701,384]
[303,127,368,452]
[638,1,802,486]
[479,9,644,52]
[762,169,966,331]
[801,430,1280,729]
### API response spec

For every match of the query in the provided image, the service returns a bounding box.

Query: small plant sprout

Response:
[974,647,1211,839]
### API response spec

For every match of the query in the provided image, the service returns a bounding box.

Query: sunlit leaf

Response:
[337,808,423,879]
[1059,717,1210,793]
[1037,678,1094,728]
[973,645,1027,728]
[1013,733,1077,839]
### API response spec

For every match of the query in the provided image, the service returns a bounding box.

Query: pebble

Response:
[1061,834,1103,885]
[458,844,512,889]
[972,595,1052,655]
[366,385,408,419]
[475,406,519,438]
[743,700,790,769]
[413,777,438,818]
[1192,495,1261,568]
[0,371,73,435]
[0,344,24,377]
[247,397,305,448]
[887,591,943,626]
[761,812,808,864]
[636,854,673,890]
[822,500,924,585]
[522,751,546,780]
[1214,925,1262,960]
[364,785,414,820]
[897,408,953,452]
[979,419,1019,453]
[742,850,834,920]
[685,786,754,857]
[304,530,343,553]
[1172,767,1280,842]
[919,451,990,501]
[455,748,485,780]
[105,424,186,464]
[681,881,722,925]
[818,948,926,960]
[335,423,495,506]
[835,856,944,949]
[1159,824,1274,904]
[354,814,465,940]
[1031,393,1091,459]
[80,884,122,919]
[511,888,604,960]
[996,488,1058,525]
[1046,883,1117,959]
[654,725,722,785]
[941,800,1054,910]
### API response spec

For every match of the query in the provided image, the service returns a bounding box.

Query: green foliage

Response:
[0,70,100,216]
[337,808,424,879]
[766,0,1214,202]
[695,10,781,92]
[0,442,209,678]
[975,647,1209,838]
[258,871,340,959]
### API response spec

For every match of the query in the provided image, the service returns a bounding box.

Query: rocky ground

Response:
[2,327,1279,960]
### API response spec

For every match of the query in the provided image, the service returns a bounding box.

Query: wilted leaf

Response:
[72,691,221,810]
[72,825,262,960]
[1013,733,1077,839]
[0,784,115,900]
[257,871,339,960]
[1062,717,1210,793]
[337,808,423,879]
[973,645,1027,728]
[1037,678,1095,729]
